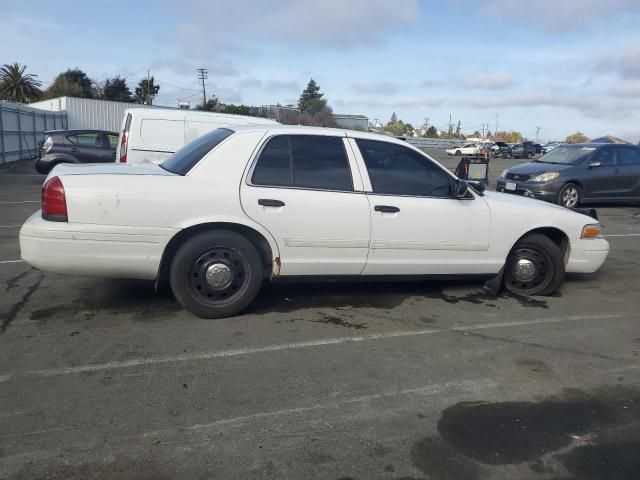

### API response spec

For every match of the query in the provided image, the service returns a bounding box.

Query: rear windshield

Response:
[537,145,595,165]
[160,128,234,175]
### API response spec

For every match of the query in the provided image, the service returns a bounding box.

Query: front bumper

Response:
[495,178,561,203]
[566,238,609,274]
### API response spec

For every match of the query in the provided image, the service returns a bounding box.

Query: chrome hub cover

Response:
[514,258,537,282]
[205,263,233,290]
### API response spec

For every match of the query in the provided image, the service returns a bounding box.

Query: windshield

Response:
[161,128,234,175]
[536,145,596,164]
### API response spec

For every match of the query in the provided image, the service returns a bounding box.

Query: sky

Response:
[3,0,640,142]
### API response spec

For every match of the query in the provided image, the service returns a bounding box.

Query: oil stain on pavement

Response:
[412,386,640,480]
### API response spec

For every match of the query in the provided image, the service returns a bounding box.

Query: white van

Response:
[116,108,279,164]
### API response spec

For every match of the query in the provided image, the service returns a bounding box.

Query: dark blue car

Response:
[496,143,640,207]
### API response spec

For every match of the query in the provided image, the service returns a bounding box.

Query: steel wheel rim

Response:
[506,247,553,294]
[187,247,250,306]
[562,186,578,207]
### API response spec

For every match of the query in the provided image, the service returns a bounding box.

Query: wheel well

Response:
[157,223,274,287]
[561,180,583,190]
[514,227,570,261]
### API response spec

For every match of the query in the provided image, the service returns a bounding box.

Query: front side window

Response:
[252,135,353,191]
[592,147,616,166]
[356,139,453,197]
[67,132,102,148]
[617,147,640,166]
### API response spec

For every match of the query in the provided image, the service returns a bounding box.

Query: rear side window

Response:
[160,128,234,175]
[107,134,118,149]
[617,147,640,166]
[251,135,353,191]
[67,132,103,148]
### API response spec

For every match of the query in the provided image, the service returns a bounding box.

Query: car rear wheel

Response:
[455,150,461,156]
[558,183,582,208]
[526,152,533,159]
[504,234,564,296]
[170,230,263,318]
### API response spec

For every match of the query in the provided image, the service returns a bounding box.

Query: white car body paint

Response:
[116,108,279,165]
[20,125,609,283]
[446,143,481,156]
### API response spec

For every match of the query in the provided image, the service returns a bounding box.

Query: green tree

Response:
[425,126,438,137]
[0,63,42,103]
[472,130,481,137]
[390,112,398,124]
[298,78,327,113]
[455,120,462,138]
[45,68,93,98]
[101,76,132,102]
[134,76,160,105]
[565,131,589,144]
[196,96,221,111]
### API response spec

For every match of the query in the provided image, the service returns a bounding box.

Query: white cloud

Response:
[350,81,403,95]
[609,80,640,97]
[451,0,640,29]
[594,47,640,79]
[460,73,514,90]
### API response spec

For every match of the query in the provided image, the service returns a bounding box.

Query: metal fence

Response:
[0,101,67,164]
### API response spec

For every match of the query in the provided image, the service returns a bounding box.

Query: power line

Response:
[196,68,208,105]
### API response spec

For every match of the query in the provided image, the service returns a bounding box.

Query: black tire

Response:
[504,233,564,296]
[558,182,582,208]
[526,152,533,159]
[506,152,512,159]
[169,230,263,318]
[455,150,461,156]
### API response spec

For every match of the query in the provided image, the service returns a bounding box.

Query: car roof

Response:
[228,124,413,146]
[563,143,638,148]
[46,129,118,135]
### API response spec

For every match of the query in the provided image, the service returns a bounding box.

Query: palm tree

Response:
[0,63,42,103]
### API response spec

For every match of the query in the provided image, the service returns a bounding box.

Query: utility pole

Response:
[536,126,541,143]
[495,113,500,135]
[147,69,151,105]
[196,68,208,106]
[482,123,485,139]
[448,113,452,139]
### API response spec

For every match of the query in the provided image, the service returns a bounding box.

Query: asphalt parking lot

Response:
[1,153,640,480]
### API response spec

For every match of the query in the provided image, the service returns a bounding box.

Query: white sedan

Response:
[446,143,481,156]
[20,125,609,318]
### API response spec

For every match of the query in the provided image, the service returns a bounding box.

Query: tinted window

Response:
[68,132,102,148]
[251,136,291,186]
[356,139,453,197]
[617,147,640,166]
[160,128,233,175]
[592,147,616,166]
[291,136,352,190]
[107,134,118,149]
[252,135,353,191]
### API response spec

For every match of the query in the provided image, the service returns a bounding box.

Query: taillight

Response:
[43,135,53,154]
[119,131,128,163]
[42,176,68,222]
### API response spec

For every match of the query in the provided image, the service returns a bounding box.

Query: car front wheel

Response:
[504,233,564,296]
[455,150,461,156]
[170,230,264,318]
[558,183,581,208]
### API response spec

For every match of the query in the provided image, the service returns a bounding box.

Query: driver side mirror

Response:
[588,161,601,169]
[467,179,486,194]
[454,179,469,198]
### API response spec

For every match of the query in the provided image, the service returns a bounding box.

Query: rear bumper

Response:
[19,212,175,280]
[566,238,609,273]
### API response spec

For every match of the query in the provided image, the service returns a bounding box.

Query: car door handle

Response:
[258,199,285,207]
[374,205,400,213]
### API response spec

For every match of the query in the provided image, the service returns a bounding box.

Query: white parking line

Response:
[603,233,640,237]
[0,200,39,204]
[0,225,21,228]
[0,312,623,383]
[0,259,24,264]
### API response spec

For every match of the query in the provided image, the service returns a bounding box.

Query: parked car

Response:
[492,141,512,158]
[446,143,481,156]
[35,129,118,174]
[20,126,608,318]
[116,108,279,164]
[543,142,562,153]
[510,142,538,159]
[496,143,640,207]
[533,143,543,154]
